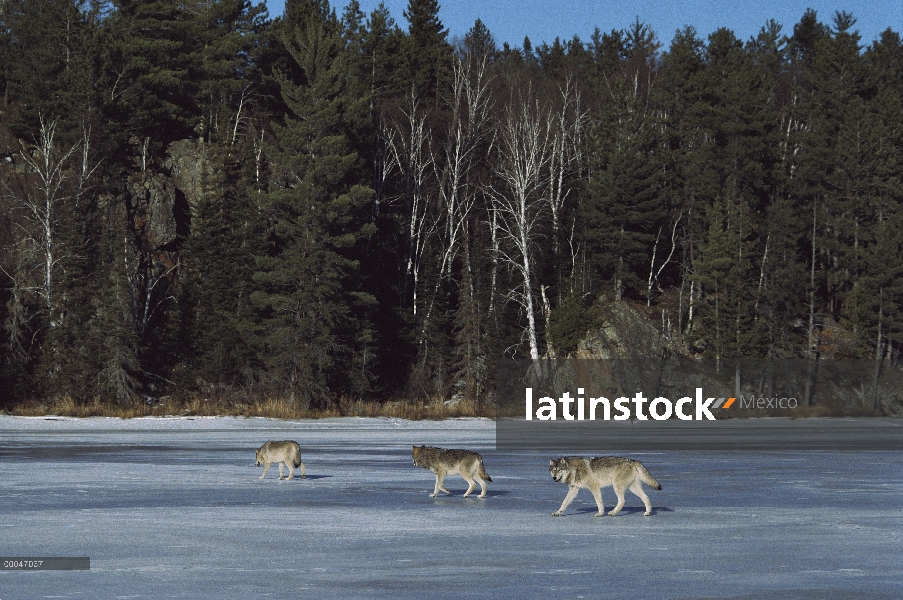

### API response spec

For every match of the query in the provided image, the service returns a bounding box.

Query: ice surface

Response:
[1,415,901,599]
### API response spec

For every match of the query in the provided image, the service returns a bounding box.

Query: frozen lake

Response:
[1,415,901,599]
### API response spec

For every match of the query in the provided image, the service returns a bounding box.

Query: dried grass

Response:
[10,391,888,420]
[10,393,884,420]
[7,394,495,420]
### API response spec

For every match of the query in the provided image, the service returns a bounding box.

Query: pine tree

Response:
[250,0,375,406]
[194,0,268,146]
[105,0,206,152]
[1,0,102,142]
[691,199,756,361]
[844,216,903,359]
[655,26,712,310]
[364,3,407,106]
[94,194,143,404]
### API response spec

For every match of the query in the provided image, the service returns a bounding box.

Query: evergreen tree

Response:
[194,0,268,146]
[105,0,207,152]
[94,194,143,404]
[359,2,407,112]
[844,215,903,357]
[459,19,497,61]
[0,0,102,141]
[179,145,258,389]
[581,93,665,300]
[655,26,712,307]
[690,199,758,360]
[250,0,376,405]
[402,0,451,100]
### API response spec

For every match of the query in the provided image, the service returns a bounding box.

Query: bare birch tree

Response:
[546,77,587,301]
[1,119,95,343]
[415,54,495,345]
[489,88,552,360]
[371,116,397,232]
[386,88,435,314]
[431,54,493,284]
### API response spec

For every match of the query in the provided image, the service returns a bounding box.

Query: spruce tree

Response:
[362,2,407,110]
[402,0,451,100]
[460,19,497,60]
[179,145,258,389]
[582,106,666,300]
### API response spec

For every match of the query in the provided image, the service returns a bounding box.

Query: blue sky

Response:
[263,0,901,49]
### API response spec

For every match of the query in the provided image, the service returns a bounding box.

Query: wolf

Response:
[412,446,492,498]
[256,440,305,480]
[549,456,661,517]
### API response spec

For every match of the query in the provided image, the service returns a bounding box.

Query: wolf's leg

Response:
[590,486,606,517]
[630,481,653,516]
[286,463,295,480]
[260,462,270,479]
[431,472,448,497]
[462,474,476,497]
[474,475,488,499]
[300,463,306,479]
[278,462,286,480]
[608,482,627,515]
[552,486,580,516]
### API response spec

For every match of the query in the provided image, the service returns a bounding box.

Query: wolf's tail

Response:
[636,462,662,490]
[293,455,302,468]
[479,459,492,482]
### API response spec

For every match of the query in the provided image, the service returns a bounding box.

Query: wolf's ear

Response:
[549,459,555,466]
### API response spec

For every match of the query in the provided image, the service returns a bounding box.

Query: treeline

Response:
[0,0,901,407]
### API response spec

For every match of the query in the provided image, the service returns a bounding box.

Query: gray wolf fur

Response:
[412,446,492,498]
[549,456,661,517]
[256,441,305,480]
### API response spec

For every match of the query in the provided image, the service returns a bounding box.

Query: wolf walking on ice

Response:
[256,440,305,480]
[412,446,493,498]
[549,456,661,517]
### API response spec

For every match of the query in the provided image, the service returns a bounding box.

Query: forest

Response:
[0,0,901,410]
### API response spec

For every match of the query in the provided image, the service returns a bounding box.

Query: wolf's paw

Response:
[596,512,605,517]
[607,510,619,516]
[286,476,293,481]
[478,493,486,499]
[644,511,652,516]
[551,511,562,517]
[429,493,438,497]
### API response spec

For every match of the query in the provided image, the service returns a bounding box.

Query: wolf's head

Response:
[549,458,569,483]
[255,445,265,466]
[412,445,424,465]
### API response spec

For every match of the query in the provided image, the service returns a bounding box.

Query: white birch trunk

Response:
[489,87,551,360]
